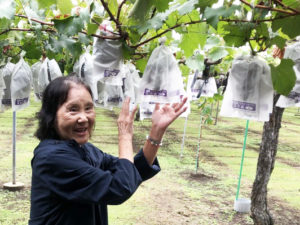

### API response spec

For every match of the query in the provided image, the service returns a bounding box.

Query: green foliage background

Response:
[1,0,300,95]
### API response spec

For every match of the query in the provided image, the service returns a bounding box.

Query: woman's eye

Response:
[69,107,78,112]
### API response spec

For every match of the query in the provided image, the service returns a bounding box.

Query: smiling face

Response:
[55,84,95,145]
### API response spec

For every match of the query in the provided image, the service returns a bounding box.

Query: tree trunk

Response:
[251,94,285,225]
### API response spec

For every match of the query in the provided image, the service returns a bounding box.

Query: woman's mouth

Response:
[74,128,88,136]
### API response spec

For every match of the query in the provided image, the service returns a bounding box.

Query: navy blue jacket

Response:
[29,139,160,225]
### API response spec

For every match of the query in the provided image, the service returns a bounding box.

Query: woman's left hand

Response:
[150,97,188,141]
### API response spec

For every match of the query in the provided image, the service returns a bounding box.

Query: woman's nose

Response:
[77,112,88,123]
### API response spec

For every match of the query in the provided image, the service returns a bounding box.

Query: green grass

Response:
[0,96,299,224]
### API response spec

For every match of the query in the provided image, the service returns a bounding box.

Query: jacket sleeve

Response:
[134,149,161,181]
[100,149,160,191]
[32,147,142,205]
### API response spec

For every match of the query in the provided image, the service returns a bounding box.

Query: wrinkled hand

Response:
[117,97,138,140]
[150,97,188,140]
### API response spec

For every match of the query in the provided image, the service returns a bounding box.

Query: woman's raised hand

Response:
[117,97,138,162]
[117,97,138,140]
[149,97,188,141]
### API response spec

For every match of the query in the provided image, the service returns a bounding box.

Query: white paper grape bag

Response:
[188,72,218,99]
[139,101,156,120]
[39,58,62,92]
[122,62,141,111]
[48,59,62,80]
[138,44,186,104]
[92,37,123,86]
[140,99,189,120]
[0,67,5,91]
[220,55,273,121]
[0,67,6,111]
[73,50,96,99]
[73,49,93,80]
[11,57,32,111]
[284,41,300,62]
[31,61,43,100]
[187,71,201,100]
[1,61,15,107]
[95,81,124,109]
[31,58,62,99]
[276,59,300,108]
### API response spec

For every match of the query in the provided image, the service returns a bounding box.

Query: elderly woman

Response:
[29,75,187,225]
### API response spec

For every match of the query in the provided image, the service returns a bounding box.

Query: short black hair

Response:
[35,75,93,141]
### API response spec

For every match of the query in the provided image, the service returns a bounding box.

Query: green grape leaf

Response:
[135,57,148,73]
[272,15,300,39]
[152,0,172,12]
[79,7,91,24]
[0,18,11,30]
[122,42,135,60]
[178,23,207,57]
[270,59,296,96]
[179,64,190,77]
[137,15,164,33]
[49,35,82,59]
[269,35,286,49]
[177,9,200,24]
[165,11,178,27]
[186,54,205,71]
[69,42,82,60]
[175,0,198,15]
[222,23,254,47]
[87,23,99,35]
[92,15,103,25]
[207,47,228,62]
[108,0,118,16]
[196,0,218,13]
[256,22,269,38]
[204,5,240,29]
[57,0,73,15]
[205,35,221,50]
[24,5,42,21]
[53,16,84,36]
[23,41,43,59]
[0,39,9,49]
[127,28,141,45]
[0,0,15,19]
[78,33,91,46]
[37,0,56,9]
[129,0,154,23]
[137,0,198,33]
[213,93,223,101]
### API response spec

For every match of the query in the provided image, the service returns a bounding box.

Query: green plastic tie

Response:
[235,120,249,200]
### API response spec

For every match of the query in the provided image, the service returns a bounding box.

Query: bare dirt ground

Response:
[130,123,300,225]
[132,163,300,225]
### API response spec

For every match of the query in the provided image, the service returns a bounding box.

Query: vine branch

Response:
[240,0,298,15]
[99,0,124,37]
[6,14,121,40]
[131,20,204,48]
[117,0,127,22]
[15,14,54,26]
[272,0,300,14]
